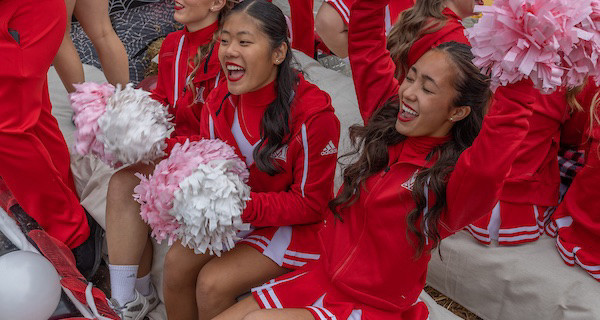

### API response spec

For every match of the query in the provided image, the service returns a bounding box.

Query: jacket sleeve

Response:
[150,37,173,109]
[440,81,536,233]
[348,0,399,124]
[242,112,341,227]
[163,97,211,155]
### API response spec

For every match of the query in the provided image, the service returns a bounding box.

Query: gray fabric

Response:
[428,231,600,320]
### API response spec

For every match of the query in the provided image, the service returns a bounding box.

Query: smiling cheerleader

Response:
[160,2,340,319]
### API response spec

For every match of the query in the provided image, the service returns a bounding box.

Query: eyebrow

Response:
[220,30,253,36]
[410,66,439,88]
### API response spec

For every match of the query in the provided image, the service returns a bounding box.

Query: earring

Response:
[449,117,454,122]
[275,59,280,64]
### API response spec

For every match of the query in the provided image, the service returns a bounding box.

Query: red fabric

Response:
[190,75,340,264]
[288,0,315,57]
[466,202,548,245]
[325,0,414,27]
[252,264,430,319]
[251,81,536,319]
[561,83,599,147]
[548,106,600,281]
[468,80,600,246]
[348,0,468,123]
[0,0,89,248]
[150,22,221,138]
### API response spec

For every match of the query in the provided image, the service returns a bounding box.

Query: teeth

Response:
[402,104,418,116]
[227,65,244,71]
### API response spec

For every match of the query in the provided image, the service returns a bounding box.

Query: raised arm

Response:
[441,81,536,233]
[348,0,399,123]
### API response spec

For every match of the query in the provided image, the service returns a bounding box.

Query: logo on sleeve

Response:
[194,86,206,104]
[271,145,288,161]
[401,171,419,191]
[320,140,338,156]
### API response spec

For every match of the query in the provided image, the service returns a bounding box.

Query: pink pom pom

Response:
[561,0,600,88]
[467,0,600,93]
[69,82,115,159]
[133,139,248,245]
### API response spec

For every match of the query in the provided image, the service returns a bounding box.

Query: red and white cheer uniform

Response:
[151,21,222,138]
[247,0,534,317]
[169,75,341,269]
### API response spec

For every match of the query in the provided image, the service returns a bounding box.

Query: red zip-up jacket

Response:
[170,74,341,258]
[348,0,468,123]
[314,81,534,318]
[305,0,532,316]
[499,80,599,206]
[150,22,221,138]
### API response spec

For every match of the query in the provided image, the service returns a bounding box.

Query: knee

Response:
[163,247,198,291]
[241,310,265,320]
[315,4,345,38]
[106,169,138,204]
[196,263,230,301]
[84,23,117,45]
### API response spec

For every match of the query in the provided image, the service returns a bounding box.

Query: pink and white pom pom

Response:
[97,84,173,166]
[69,82,115,161]
[134,139,250,256]
[467,0,600,93]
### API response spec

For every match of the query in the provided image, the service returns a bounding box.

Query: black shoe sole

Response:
[82,211,104,280]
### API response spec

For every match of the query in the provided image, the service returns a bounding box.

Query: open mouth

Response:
[174,2,184,10]
[226,63,245,82]
[397,103,419,122]
[475,0,484,5]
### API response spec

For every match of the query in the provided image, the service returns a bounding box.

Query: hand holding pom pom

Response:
[134,139,251,256]
[467,0,600,93]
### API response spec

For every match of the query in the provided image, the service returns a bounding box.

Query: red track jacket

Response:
[151,22,221,138]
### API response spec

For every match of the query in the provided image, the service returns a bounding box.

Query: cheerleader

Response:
[547,92,600,281]
[315,0,474,59]
[161,1,340,319]
[211,7,534,320]
[465,76,599,246]
[104,1,233,318]
[352,0,472,122]
[53,0,129,92]
[0,0,103,279]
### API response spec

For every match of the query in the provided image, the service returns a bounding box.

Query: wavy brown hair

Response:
[386,0,447,78]
[329,42,491,257]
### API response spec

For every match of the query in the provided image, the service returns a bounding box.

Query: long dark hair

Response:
[330,42,491,257]
[224,0,299,175]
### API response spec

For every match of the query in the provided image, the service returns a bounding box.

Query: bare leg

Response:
[52,0,85,93]
[163,241,215,320]
[74,0,129,86]
[213,296,313,320]
[105,163,154,274]
[196,244,290,320]
[315,2,349,58]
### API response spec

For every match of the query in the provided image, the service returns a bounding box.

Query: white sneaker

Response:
[144,284,159,315]
[110,289,156,320]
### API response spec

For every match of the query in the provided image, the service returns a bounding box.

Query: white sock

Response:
[135,273,152,297]
[109,264,138,306]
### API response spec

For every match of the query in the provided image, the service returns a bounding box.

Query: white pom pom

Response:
[171,159,251,256]
[97,84,173,166]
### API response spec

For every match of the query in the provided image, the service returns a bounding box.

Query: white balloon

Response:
[0,251,62,320]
